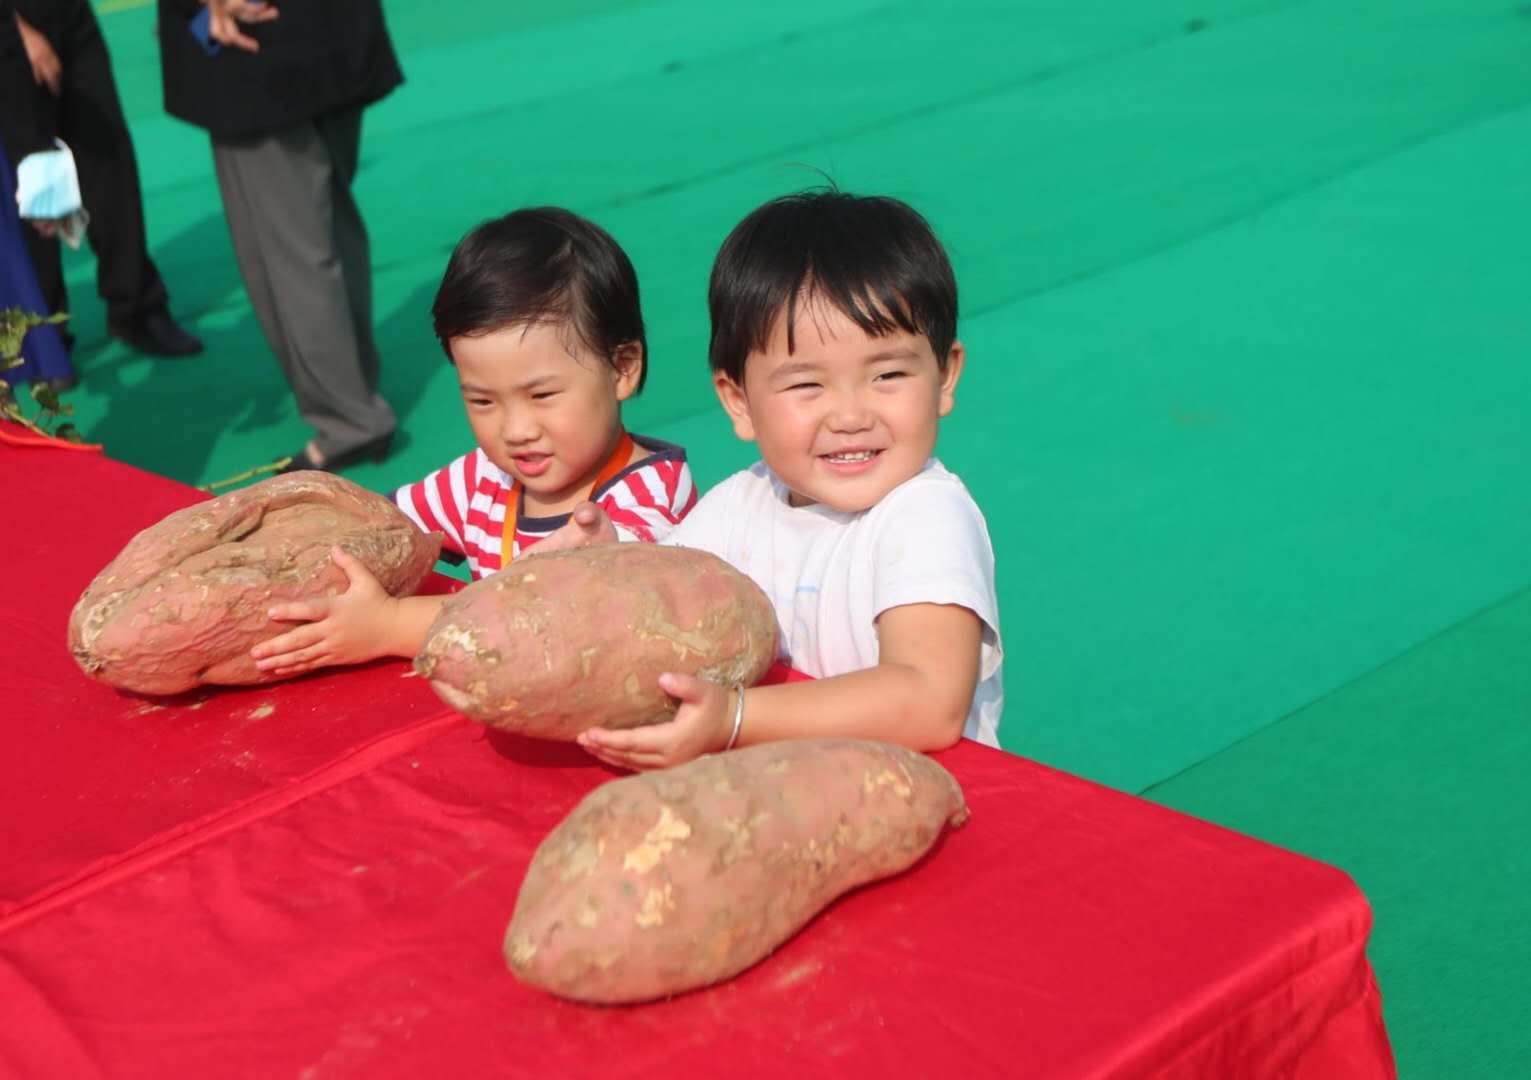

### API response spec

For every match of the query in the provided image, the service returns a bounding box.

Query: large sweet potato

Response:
[415,543,777,738]
[68,471,440,695]
[505,740,968,1003]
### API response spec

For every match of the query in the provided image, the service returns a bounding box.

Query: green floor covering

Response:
[24,2,1531,1071]
[1147,587,1531,1079]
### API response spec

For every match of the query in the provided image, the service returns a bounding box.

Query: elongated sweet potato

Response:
[68,471,440,695]
[505,740,968,1003]
[415,543,777,738]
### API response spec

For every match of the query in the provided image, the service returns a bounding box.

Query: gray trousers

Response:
[212,107,396,459]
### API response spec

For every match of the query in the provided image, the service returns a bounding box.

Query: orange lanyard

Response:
[501,432,635,564]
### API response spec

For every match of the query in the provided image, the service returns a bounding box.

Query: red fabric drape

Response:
[0,439,1394,1078]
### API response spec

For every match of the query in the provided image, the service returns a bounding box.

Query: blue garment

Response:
[1,142,73,385]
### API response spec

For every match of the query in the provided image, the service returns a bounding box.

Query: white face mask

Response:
[15,139,91,249]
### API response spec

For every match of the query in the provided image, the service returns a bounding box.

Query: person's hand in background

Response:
[14,13,61,94]
[206,0,280,55]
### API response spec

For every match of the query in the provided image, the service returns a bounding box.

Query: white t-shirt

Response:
[662,459,1003,747]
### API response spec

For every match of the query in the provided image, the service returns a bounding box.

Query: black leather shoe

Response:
[108,309,204,357]
[276,433,392,474]
[43,373,79,394]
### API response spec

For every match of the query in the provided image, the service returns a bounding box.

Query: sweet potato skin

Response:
[504,740,968,1003]
[415,543,778,738]
[67,471,440,695]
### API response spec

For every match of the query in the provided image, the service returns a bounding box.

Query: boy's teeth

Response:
[826,451,874,462]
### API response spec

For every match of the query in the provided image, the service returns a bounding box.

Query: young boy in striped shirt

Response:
[250,207,697,677]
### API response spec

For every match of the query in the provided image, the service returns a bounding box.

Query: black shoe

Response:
[108,309,203,358]
[9,373,77,400]
[43,373,79,394]
[276,433,392,474]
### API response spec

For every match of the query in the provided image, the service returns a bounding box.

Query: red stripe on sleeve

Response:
[624,472,680,523]
[604,504,658,543]
[657,459,680,505]
[406,482,460,555]
[439,457,473,542]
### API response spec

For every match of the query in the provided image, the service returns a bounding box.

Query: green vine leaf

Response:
[2,308,70,365]
[30,381,61,412]
[1,309,88,445]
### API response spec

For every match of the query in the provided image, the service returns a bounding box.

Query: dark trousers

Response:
[212,107,396,458]
[0,0,167,331]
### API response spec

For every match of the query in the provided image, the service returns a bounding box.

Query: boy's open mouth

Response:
[821,449,881,467]
[514,452,552,477]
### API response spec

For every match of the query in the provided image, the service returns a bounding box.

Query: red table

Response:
[0,435,1394,1078]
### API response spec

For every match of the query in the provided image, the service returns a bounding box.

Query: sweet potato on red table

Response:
[415,543,777,738]
[68,471,440,695]
[505,739,968,1003]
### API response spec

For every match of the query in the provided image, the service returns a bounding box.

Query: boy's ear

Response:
[712,371,756,442]
[937,341,965,417]
[612,342,644,401]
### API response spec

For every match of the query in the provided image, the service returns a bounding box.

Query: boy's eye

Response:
[874,370,908,382]
[786,382,820,392]
[531,390,560,401]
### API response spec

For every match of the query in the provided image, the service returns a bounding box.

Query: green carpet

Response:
[31,3,1531,1068]
[949,102,1531,791]
[1146,586,1531,1078]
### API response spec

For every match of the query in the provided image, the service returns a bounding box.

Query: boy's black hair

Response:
[432,207,647,393]
[707,190,957,384]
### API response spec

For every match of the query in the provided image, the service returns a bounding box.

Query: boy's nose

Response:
[826,393,874,432]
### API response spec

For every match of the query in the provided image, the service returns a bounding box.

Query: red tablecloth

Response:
[0,436,1394,1078]
[1,446,460,920]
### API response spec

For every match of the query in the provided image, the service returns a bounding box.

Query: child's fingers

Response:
[265,599,331,623]
[577,726,633,752]
[251,623,323,661]
[330,546,378,589]
[254,652,304,672]
[255,641,329,672]
[569,502,616,541]
[580,744,631,770]
[579,722,677,755]
[590,726,691,772]
[657,671,709,704]
[580,742,664,772]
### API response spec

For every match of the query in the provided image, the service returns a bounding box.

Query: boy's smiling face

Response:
[451,321,640,515]
[714,293,963,512]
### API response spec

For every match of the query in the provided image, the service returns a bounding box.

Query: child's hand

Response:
[250,547,396,677]
[576,673,734,771]
[534,501,618,555]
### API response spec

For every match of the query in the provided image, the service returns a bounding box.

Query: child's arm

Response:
[577,601,982,771]
[249,547,445,677]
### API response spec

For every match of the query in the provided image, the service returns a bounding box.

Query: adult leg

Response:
[313,107,383,393]
[52,1,168,327]
[211,121,396,462]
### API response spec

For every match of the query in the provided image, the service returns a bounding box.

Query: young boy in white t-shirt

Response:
[551,191,1003,769]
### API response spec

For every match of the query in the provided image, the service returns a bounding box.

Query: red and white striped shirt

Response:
[393,435,697,580]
